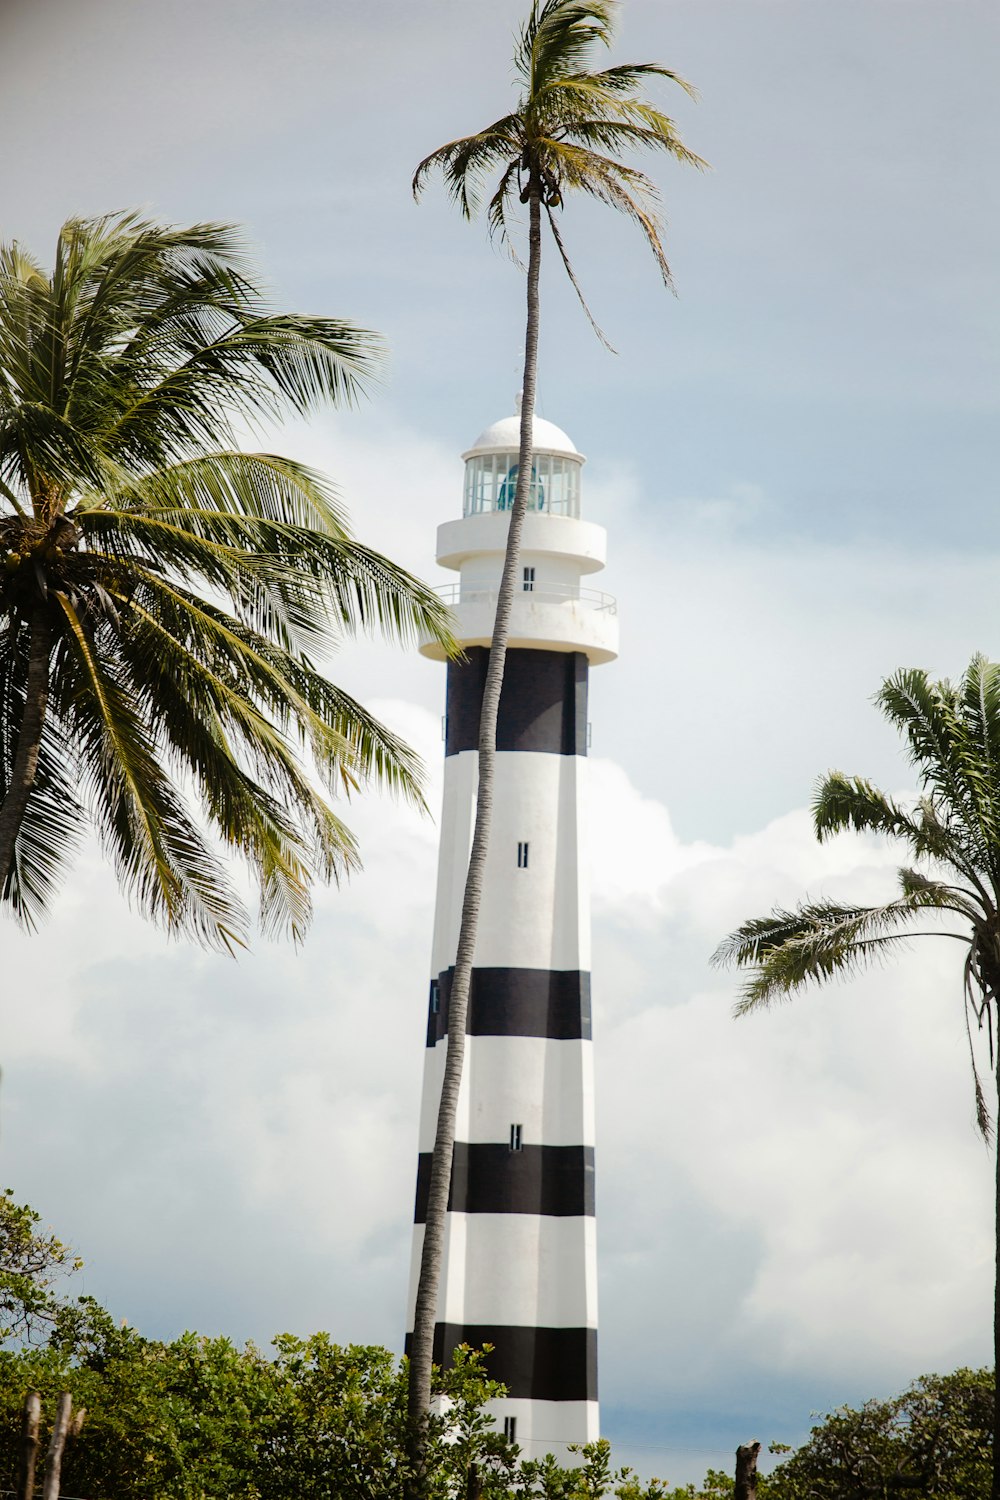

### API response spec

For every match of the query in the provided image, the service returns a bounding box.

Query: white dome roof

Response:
[462,412,581,460]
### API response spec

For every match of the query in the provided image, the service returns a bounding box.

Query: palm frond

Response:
[517,0,615,91]
[550,140,673,285]
[106,604,363,940]
[486,160,526,255]
[543,205,615,349]
[82,506,456,655]
[0,240,48,289]
[531,71,701,145]
[713,895,965,1015]
[0,730,84,930]
[103,315,384,468]
[962,946,994,1142]
[413,120,523,218]
[54,589,248,950]
[877,666,1000,880]
[0,245,55,418]
[56,217,255,389]
[86,450,350,533]
[123,586,425,801]
[550,112,707,172]
[960,654,1000,847]
[582,62,700,100]
[1,403,106,500]
[208,315,385,413]
[811,772,982,886]
[110,566,429,807]
[814,771,920,843]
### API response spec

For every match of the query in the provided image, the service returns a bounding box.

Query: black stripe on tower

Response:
[414,1144,595,1220]
[427,968,591,1045]
[404,1324,598,1402]
[446,648,588,757]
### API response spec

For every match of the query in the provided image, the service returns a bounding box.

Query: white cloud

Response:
[589,757,721,913]
[588,763,992,1417]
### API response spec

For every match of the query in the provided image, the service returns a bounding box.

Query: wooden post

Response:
[735,1440,761,1500]
[41,1392,73,1500]
[17,1391,41,1500]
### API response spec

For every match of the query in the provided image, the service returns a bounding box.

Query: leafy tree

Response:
[408,0,704,1459]
[669,1473,742,1500]
[715,656,1000,1496]
[666,1474,740,1500]
[0,1312,279,1499]
[765,1368,991,1498]
[0,1187,80,1343]
[0,1318,516,1500]
[667,1371,990,1498]
[515,1440,679,1499]
[0,213,455,948]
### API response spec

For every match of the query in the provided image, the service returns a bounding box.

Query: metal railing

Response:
[436,581,617,614]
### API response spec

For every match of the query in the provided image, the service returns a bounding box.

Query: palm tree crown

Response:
[0,213,454,949]
[716,655,1000,1500]
[716,658,1000,1136]
[414,0,705,331]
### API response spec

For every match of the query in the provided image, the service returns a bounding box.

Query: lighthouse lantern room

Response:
[407,407,617,1458]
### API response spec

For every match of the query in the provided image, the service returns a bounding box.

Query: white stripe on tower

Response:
[409,409,617,1460]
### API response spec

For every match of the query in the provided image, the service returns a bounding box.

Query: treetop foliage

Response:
[0,1187,80,1344]
[0,212,456,947]
[765,1368,992,1498]
[0,1316,674,1500]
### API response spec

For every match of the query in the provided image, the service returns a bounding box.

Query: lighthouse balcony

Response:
[436,512,607,573]
[419,582,618,665]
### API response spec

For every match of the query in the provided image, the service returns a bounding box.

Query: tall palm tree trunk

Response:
[405,184,543,1491]
[0,609,51,884]
[994,1047,1000,1500]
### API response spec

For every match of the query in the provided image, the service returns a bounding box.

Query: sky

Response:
[1,0,999,1485]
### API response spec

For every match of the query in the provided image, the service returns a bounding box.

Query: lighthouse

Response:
[407,407,618,1457]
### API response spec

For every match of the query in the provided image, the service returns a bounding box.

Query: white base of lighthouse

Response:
[484,1399,600,1456]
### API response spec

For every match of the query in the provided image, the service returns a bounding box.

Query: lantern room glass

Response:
[463,452,581,517]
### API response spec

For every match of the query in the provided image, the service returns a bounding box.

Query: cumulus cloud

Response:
[587,759,991,1430]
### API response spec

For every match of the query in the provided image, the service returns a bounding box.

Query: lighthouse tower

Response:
[407,407,617,1457]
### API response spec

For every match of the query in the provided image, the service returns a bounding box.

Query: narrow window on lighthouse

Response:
[504,1416,517,1441]
[509,1123,523,1151]
[522,565,535,592]
[429,980,440,1015]
[517,841,529,868]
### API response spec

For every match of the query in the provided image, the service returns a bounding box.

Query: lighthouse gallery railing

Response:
[435,582,617,614]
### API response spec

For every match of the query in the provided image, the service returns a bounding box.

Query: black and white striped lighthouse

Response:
[408,407,617,1457]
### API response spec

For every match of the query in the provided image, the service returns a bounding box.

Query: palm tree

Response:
[408,0,704,1467]
[0,212,455,949]
[715,656,1000,1500]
